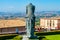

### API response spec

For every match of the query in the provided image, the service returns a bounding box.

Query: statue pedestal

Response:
[22,35,39,40]
[29,39,39,40]
[22,35,29,40]
[29,36,39,40]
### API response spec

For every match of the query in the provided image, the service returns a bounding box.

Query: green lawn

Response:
[45,34,60,40]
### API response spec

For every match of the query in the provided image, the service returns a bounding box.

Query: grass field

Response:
[44,34,60,40]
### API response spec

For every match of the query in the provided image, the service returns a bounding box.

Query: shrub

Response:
[12,35,22,40]
[35,31,60,36]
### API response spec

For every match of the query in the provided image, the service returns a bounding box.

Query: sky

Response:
[0,0,60,12]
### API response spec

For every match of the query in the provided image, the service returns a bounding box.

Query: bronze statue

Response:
[26,3,36,38]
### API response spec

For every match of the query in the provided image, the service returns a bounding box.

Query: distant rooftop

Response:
[40,16,60,20]
[0,18,26,28]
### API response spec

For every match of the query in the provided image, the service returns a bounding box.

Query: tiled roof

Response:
[0,18,26,28]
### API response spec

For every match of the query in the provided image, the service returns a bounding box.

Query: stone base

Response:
[29,36,38,40]
[29,39,39,40]
[29,35,38,39]
[22,35,29,40]
[22,35,39,40]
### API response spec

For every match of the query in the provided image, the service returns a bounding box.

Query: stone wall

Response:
[0,26,26,34]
